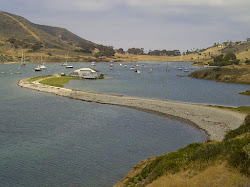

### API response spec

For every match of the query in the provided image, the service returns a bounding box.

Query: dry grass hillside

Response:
[189,64,250,84]
[115,117,250,187]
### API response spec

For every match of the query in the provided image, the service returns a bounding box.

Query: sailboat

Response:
[20,52,26,67]
[39,56,47,69]
[34,64,42,71]
[60,53,68,66]
[65,53,73,68]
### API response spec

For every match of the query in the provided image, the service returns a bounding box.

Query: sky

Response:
[0,0,249,52]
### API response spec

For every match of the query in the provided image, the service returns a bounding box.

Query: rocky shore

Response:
[18,77,246,141]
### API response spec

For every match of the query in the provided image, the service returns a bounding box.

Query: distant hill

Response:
[0,11,97,50]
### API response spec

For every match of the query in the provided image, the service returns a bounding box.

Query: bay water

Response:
[0,61,249,186]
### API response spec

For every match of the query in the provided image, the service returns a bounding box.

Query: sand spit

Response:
[18,78,246,140]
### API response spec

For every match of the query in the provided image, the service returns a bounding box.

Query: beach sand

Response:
[18,77,246,141]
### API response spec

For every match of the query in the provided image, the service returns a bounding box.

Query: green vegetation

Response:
[209,52,240,66]
[240,90,250,96]
[28,75,52,83]
[39,76,79,87]
[125,117,250,186]
[207,105,250,115]
[189,64,250,84]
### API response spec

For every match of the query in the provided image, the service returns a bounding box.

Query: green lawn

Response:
[39,76,80,87]
[28,75,52,83]
[240,90,250,96]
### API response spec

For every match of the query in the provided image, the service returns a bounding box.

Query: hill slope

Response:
[0,11,97,50]
[0,11,111,62]
[115,116,250,186]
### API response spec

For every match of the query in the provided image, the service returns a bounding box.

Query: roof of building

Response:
[73,68,98,73]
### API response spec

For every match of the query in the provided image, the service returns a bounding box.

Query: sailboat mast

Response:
[66,52,69,63]
[21,52,23,63]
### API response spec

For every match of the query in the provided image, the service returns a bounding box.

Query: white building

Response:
[71,68,100,79]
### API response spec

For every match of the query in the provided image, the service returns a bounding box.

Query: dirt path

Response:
[3,12,44,44]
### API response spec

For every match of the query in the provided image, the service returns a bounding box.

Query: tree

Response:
[223,52,236,61]
[213,54,224,62]
[116,48,125,54]
[32,42,42,51]
[127,48,144,55]
[97,45,115,57]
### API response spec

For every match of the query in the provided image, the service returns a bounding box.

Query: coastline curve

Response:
[18,77,246,141]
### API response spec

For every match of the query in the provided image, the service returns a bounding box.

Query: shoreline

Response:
[18,77,246,141]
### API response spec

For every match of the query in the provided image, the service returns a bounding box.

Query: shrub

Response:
[212,67,221,72]
[224,138,250,175]
[203,72,209,77]
[98,74,104,79]
[47,52,52,56]
[215,74,221,79]
[224,115,250,140]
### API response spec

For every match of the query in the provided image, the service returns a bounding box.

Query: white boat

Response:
[61,52,69,66]
[178,67,182,70]
[110,66,114,70]
[20,52,26,67]
[120,64,122,67]
[34,65,42,71]
[91,62,96,66]
[148,68,153,73]
[40,63,47,69]
[130,67,135,70]
[64,52,73,68]
[39,56,47,69]
[137,70,141,75]
[60,62,67,66]
[184,68,189,72]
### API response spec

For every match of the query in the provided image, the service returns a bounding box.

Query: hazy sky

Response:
[0,0,249,52]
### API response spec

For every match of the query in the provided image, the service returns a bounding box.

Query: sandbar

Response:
[18,77,246,140]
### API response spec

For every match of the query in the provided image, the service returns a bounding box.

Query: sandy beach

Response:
[18,77,246,140]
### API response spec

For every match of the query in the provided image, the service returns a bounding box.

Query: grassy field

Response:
[28,75,52,83]
[118,118,250,186]
[39,76,80,87]
[240,90,250,96]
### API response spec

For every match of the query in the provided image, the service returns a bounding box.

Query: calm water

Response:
[66,61,250,107]
[0,61,248,187]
